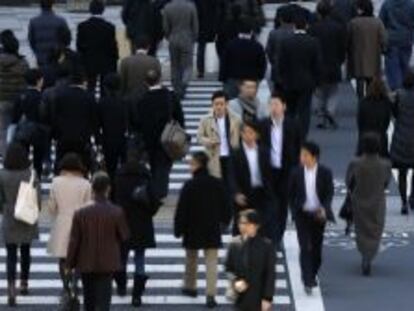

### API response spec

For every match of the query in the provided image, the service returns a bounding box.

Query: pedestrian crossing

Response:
[0,227,294,309]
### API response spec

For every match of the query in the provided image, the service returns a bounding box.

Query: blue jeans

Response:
[385,46,412,91]
[114,246,146,289]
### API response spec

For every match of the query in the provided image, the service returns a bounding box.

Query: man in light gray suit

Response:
[163,0,199,99]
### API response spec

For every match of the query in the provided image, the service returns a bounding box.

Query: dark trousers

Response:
[398,168,414,205]
[103,140,127,182]
[385,46,412,91]
[114,244,146,289]
[81,273,112,311]
[6,244,31,282]
[286,90,313,140]
[197,40,207,75]
[271,168,289,247]
[295,211,326,287]
[149,149,173,201]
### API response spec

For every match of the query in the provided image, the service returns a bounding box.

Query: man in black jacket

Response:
[289,141,334,295]
[77,1,119,95]
[134,69,185,202]
[51,71,97,172]
[278,12,322,139]
[260,94,301,249]
[232,121,276,242]
[175,152,230,308]
[220,22,267,99]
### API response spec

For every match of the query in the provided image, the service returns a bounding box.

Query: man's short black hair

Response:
[24,69,43,86]
[90,0,105,15]
[316,0,332,18]
[192,152,209,169]
[239,209,261,226]
[301,141,321,159]
[271,92,287,105]
[40,0,54,10]
[242,119,260,133]
[211,90,228,103]
[238,18,254,35]
[145,69,161,87]
[134,36,151,51]
[92,171,111,196]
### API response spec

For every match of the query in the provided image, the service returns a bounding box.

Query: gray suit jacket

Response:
[163,0,199,46]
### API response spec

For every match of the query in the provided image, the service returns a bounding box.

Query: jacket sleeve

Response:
[197,118,212,148]
[28,20,36,51]
[257,45,267,80]
[262,242,276,302]
[163,9,171,38]
[116,209,130,243]
[191,3,200,41]
[12,94,23,124]
[379,3,388,27]
[345,160,356,191]
[266,32,275,65]
[121,0,130,25]
[174,184,189,238]
[109,25,119,64]
[66,212,81,269]
[288,169,298,216]
[323,167,335,222]
[379,20,388,53]
[172,93,185,128]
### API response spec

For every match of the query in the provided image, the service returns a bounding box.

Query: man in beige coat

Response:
[197,91,241,207]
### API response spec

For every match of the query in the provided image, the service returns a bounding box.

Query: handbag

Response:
[59,272,80,311]
[14,170,39,225]
[339,192,353,221]
[161,92,190,161]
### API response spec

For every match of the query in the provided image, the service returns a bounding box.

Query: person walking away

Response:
[289,141,334,295]
[114,149,159,306]
[0,143,40,306]
[12,69,49,177]
[347,0,387,99]
[225,209,275,311]
[309,0,347,130]
[0,30,29,156]
[219,22,267,100]
[133,69,185,203]
[51,71,97,173]
[346,133,391,276]
[221,0,265,35]
[380,0,414,91]
[260,94,301,249]
[232,121,276,242]
[229,80,268,123]
[77,0,119,95]
[357,78,392,158]
[119,37,162,102]
[97,74,127,183]
[266,7,295,92]
[174,152,231,308]
[163,0,199,99]
[47,154,91,295]
[28,0,69,68]
[121,0,164,56]
[197,90,241,211]
[278,12,322,139]
[390,70,414,215]
[194,0,220,78]
[66,172,129,311]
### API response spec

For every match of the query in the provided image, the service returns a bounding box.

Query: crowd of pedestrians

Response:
[0,0,413,310]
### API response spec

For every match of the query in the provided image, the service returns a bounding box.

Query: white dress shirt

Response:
[271,118,283,169]
[243,143,263,188]
[216,116,230,157]
[304,165,321,212]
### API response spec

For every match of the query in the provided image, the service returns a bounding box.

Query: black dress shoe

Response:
[181,288,198,298]
[310,279,318,288]
[401,205,409,215]
[304,286,313,295]
[362,259,371,276]
[206,296,218,308]
[117,286,127,297]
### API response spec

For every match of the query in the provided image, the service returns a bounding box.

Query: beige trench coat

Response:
[47,175,92,258]
[197,111,241,178]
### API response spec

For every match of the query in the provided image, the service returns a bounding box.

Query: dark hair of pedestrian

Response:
[24,69,43,86]
[356,0,374,16]
[271,92,287,104]
[92,171,111,196]
[239,209,261,226]
[145,69,161,87]
[134,36,151,51]
[360,132,381,156]
[0,30,20,56]
[40,0,54,10]
[4,142,31,171]
[301,141,320,159]
[366,77,388,100]
[402,69,414,89]
[90,0,105,15]
[103,73,121,96]
[238,19,254,35]
[294,10,308,30]
[211,90,228,103]
[57,25,72,48]
[242,120,260,134]
[317,0,332,18]
[58,153,86,174]
[192,152,209,170]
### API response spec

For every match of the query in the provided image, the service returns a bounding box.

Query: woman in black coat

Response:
[357,78,392,157]
[390,70,414,215]
[114,150,158,307]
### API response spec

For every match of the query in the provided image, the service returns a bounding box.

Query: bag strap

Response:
[29,169,36,186]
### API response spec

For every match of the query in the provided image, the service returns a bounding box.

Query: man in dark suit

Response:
[134,69,185,202]
[260,94,301,248]
[67,172,129,311]
[220,21,267,99]
[76,1,119,95]
[232,121,276,243]
[51,71,97,172]
[278,11,322,139]
[289,141,334,295]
